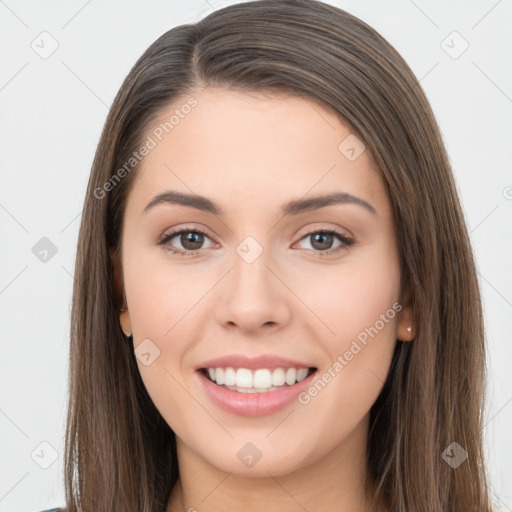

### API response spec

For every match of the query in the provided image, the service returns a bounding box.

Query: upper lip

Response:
[195,354,317,371]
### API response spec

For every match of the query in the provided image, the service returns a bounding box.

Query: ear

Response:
[110,247,132,336]
[396,286,415,342]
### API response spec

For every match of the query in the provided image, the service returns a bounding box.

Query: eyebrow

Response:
[143,190,377,217]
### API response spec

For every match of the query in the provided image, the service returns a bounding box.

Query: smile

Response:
[196,366,318,416]
[201,366,316,392]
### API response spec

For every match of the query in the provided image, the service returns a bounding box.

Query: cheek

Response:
[295,251,400,347]
[122,254,192,402]
[124,247,210,339]
[295,312,397,458]
[295,254,400,419]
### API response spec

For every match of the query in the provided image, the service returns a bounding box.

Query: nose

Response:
[215,246,292,334]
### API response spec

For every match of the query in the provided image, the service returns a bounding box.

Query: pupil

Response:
[182,232,203,250]
[312,232,332,250]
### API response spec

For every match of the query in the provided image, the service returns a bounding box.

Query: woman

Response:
[47,0,494,510]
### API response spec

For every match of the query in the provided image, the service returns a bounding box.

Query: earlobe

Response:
[110,247,132,338]
[396,285,415,341]
[119,308,132,338]
[397,306,415,342]
[397,323,415,342]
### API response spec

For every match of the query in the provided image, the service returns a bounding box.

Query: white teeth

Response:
[224,385,284,393]
[204,366,313,389]
[272,368,285,386]
[224,367,236,386]
[296,368,309,382]
[236,368,253,388]
[253,369,272,388]
[285,368,297,385]
[215,367,225,385]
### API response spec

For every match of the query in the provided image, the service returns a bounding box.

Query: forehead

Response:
[126,87,388,217]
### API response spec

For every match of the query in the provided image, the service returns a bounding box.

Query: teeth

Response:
[224,367,236,386]
[253,369,271,388]
[236,368,253,388]
[204,366,312,388]
[272,368,285,386]
[297,368,309,382]
[285,368,297,385]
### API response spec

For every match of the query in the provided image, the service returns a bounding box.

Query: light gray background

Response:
[0,1,511,510]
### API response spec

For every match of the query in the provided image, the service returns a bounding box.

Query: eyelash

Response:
[156,225,355,258]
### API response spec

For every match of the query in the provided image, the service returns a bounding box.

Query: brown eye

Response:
[178,231,205,250]
[157,228,214,256]
[296,229,354,255]
[310,232,335,251]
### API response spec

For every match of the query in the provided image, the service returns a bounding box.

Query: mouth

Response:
[198,366,318,393]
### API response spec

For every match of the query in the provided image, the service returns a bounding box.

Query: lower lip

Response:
[196,369,317,417]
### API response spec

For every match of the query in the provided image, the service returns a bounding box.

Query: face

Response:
[116,87,413,477]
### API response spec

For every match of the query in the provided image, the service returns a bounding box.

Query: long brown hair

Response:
[64,0,493,510]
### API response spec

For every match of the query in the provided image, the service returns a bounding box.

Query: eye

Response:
[294,228,354,256]
[157,226,215,256]
[157,226,354,257]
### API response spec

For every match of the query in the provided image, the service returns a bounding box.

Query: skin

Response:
[115,87,414,512]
